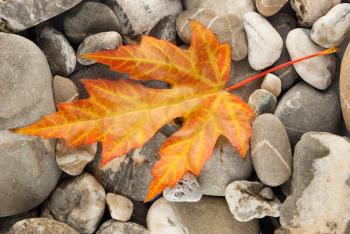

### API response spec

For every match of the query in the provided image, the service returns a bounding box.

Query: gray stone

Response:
[149,15,177,43]
[225,181,281,222]
[182,0,201,10]
[244,12,283,70]
[261,73,282,97]
[248,89,277,116]
[64,2,120,44]
[0,0,81,32]
[163,173,202,202]
[199,0,255,19]
[256,0,289,17]
[311,4,350,48]
[274,82,341,146]
[0,33,55,130]
[0,209,38,234]
[251,114,292,186]
[53,75,79,104]
[106,193,133,222]
[41,173,105,234]
[147,196,260,234]
[280,132,350,233]
[96,220,149,234]
[77,32,122,65]
[340,42,350,133]
[8,218,79,234]
[286,28,336,90]
[0,130,60,217]
[198,137,253,196]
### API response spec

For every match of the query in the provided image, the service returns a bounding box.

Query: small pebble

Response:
[149,15,177,43]
[248,89,277,116]
[256,0,289,17]
[261,73,282,97]
[53,75,79,104]
[106,193,133,222]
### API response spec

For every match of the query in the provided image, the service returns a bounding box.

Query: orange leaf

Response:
[15,21,254,202]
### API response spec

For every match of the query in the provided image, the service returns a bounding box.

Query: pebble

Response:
[147,196,260,234]
[261,74,282,97]
[0,209,38,233]
[53,75,79,104]
[199,0,255,19]
[244,12,283,70]
[248,89,277,116]
[77,32,122,65]
[251,114,292,186]
[274,82,341,146]
[64,2,120,44]
[36,25,76,76]
[0,32,55,130]
[291,0,341,26]
[163,173,202,202]
[198,137,253,196]
[8,218,79,234]
[225,181,281,222]
[286,28,336,90]
[149,15,177,43]
[256,0,289,17]
[280,132,350,233]
[0,0,81,32]
[183,0,201,10]
[106,193,133,222]
[96,220,150,234]
[311,3,350,48]
[340,42,350,132]
[56,140,97,176]
[41,173,105,234]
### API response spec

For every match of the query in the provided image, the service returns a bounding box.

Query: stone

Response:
[96,220,150,234]
[198,137,253,196]
[248,89,277,116]
[8,218,79,234]
[77,32,122,65]
[0,33,55,130]
[56,139,97,176]
[87,132,166,201]
[36,25,76,76]
[163,173,202,202]
[274,82,341,146]
[340,42,350,132]
[286,28,336,90]
[0,0,81,33]
[53,75,79,104]
[147,196,260,234]
[0,130,60,217]
[261,73,282,97]
[41,173,105,234]
[251,114,292,186]
[244,12,283,70]
[256,0,288,17]
[149,15,177,43]
[311,4,350,48]
[280,132,350,233]
[225,181,281,222]
[106,193,133,222]
[199,0,255,19]
[291,0,341,26]
[0,209,38,234]
[64,2,120,44]
[183,0,201,10]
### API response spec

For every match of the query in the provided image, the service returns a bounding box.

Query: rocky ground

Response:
[0,0,350,233]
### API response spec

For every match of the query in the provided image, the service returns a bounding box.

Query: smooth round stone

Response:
[96,220,149,234]
[53,75,79,104]
[8,218,79,234]
[251,114,292,186]
[311,4,350,48]
[286,28,336,90]
[106,193,133,222]
[274,82,341,146]
[147,196,260,234]
[248,89,277,116]
[291,0,341,26]
[256,0,288,17]
[0,32,55,130]
[281,132,350,233]
[64,2,120,44]
[77,32,122,65]
[41,173,105,234]
[261,74,282,97]
[36,25,76,76]
[340,42,350,132]
[244,12,283,70]
[0,0,81,32]
[199,0,255,19]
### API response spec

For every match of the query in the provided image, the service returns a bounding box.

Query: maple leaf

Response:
[14,21,338,202]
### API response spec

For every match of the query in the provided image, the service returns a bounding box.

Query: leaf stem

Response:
[225,47,338,92]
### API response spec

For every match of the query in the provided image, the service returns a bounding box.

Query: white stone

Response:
[286,28,336,90]
[261,73,282,97]
[244,12,283,70]
[106,193,133,222]
[199,0,255,19]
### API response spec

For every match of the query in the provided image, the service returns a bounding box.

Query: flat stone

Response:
[286,28,336,90]
[261,73,282,97]
[251,114,292,186]
[280,132,350,233]
[256,0,289,17]
[0,0,81,32]
[248,89,277,116]
[106,193,133,222]
[53,75,79,104]
[340,41,350,133]
[96,220,150,234]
